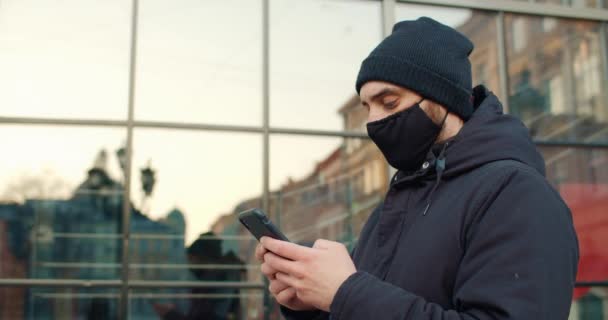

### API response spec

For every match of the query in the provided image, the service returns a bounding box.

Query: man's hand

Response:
[256,242,316,311]
[260,237,356,312]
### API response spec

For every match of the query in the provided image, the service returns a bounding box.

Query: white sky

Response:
[0,0,470,246]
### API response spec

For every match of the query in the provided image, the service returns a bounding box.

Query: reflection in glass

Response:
[0,1,130,120]
[270,0,382,131]
[270,136,385,247]
[505,15,608,143]
[129,129,262,284]
[570,287,608,319]
[0,126,126,280]
[26,288,119,320]
[132,288,263,320]
[135,0,262,126]
[0,126,130,318]
[537,0,599,8]
[539,146,608,317]
[132,233,246,320]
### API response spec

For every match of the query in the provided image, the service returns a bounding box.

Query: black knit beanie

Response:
[356,17,475,120]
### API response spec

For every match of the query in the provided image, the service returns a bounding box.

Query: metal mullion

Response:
[263,0,271,215]
[5,118,608,148]
[1,277,606,288]
[0,117,266,134]
[599,21,608,124]
[575,281,608,287]
[0,279,121,287]
[497,11,511,113]
[382,0,397,37]
[397,0,608,21]
[119,0,139,319]
[534,140,608,148]
[262,0,271,319]
[0,117,127,127]
[269,127,368,138]
[0,118,364,137]
[130,281,264,289]
[0,279,265,289]
[134,120,265,133]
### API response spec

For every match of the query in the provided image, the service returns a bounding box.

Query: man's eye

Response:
[384,101,398,109]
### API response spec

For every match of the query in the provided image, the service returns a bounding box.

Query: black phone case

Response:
[238,209,289,242]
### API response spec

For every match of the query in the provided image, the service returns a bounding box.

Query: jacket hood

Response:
[393,85,545,189]
[442,85,545,178]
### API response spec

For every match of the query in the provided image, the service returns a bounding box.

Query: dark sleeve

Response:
[280,307,329,320]
[329,170,579,320]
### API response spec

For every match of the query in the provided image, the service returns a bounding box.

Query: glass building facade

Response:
[0,0,607,319]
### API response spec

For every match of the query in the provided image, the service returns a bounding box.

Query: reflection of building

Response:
[0,150,189,319]
[457,13,501,98]
[461,12,608,135]
[0,203,27,320]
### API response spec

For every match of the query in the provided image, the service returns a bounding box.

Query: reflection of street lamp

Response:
[116,146,127,180]
[140,161,156,214]
[87,168,106,189]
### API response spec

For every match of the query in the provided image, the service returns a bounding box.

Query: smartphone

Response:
[238,208,289,242]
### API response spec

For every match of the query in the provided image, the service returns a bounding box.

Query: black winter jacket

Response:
[282,86,579,320]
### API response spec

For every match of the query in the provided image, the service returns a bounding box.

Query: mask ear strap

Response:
[440,108,449,128]
[420,98,448,126]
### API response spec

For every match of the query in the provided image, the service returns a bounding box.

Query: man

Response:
[154,232,241,320]
[256,17,579,319]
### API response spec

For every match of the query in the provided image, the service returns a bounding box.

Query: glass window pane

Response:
[0,126,125,280]
[0,1,130,120]
[129,130,261,282]
[270,0,382,131]
[540,146,608,286]
[271,136,385,246]
[135,0,262,126]
[570,287,608,320]
[26,288,120,319]
[537,0,600,8]
[506,15,608,143]
[129,288,263,320]
[396,5,502,101]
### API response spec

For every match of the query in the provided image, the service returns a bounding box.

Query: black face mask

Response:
[366,100,446,172]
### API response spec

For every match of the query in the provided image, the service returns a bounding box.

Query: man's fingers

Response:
[260,262,278,279]
[255,244,267,262]
[261,237,312,261]
[268,279,290,295]
[275,272,299,288]
[274,287,297,306]
[264,252,303,277]
[313,239,332,249]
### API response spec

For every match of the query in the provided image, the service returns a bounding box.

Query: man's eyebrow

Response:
[362,88,399,104]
